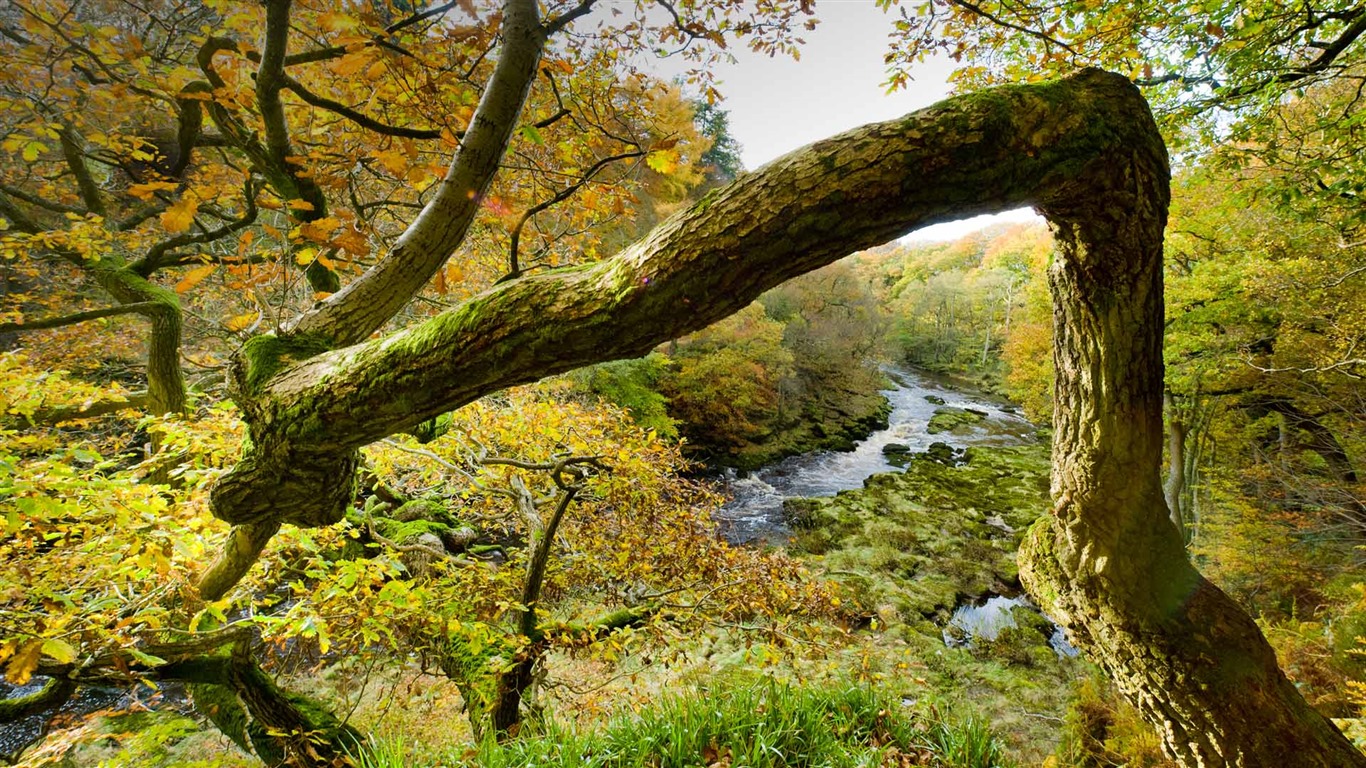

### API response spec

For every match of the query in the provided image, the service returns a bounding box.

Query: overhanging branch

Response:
[0,302,164,333]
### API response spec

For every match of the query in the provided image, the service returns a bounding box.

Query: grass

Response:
[356,680,1014,768]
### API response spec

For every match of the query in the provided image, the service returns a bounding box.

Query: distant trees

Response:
[875,224,1050,384]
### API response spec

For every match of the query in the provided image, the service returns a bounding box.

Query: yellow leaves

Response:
[647,148,680,175]
[42,637,78,664]
[4,640,43,685]
[318,11,360,33]
[373,148,408,176]
[1,136,47,163]
[286,199,316,212]
[224,311,258,332]
[174,264,216,294]
[160,197,199,234]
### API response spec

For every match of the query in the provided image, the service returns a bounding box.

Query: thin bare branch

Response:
[0,302,164,333]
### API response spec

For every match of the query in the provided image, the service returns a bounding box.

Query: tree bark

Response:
[206,68,1364,765]
[1014,85,1364,765]
[87,263,186,415]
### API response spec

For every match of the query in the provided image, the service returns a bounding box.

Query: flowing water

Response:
[715,367,1037,544]
[712,368,1078,656]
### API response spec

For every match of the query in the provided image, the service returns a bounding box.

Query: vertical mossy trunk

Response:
[1017,110,1365,766]
[90,263,187,415]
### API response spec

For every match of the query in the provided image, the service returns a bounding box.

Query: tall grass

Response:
[359,681,1014,768]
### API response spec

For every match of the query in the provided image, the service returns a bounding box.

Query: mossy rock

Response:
[790,443,1049,623]
[882,443,913,468]
[391,498,456,525]
[926,406,987,435]
[376,517,453,544]
[923,441,964,466]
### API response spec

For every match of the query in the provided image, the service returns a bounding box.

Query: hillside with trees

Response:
[1,1,1365,767]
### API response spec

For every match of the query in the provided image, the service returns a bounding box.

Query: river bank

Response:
[715,367,1036,543]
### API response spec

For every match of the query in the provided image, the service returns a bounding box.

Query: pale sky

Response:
[645,1,1041,242]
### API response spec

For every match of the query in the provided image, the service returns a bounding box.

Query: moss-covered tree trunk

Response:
[1015,90,1364,765]
[89,263,186,415]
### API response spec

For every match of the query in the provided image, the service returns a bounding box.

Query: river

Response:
[714,367,1038,544]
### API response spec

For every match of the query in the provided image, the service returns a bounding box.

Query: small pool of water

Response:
[942,595,1079,658]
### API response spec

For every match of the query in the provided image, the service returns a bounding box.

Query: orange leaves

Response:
[334,50,373,78]
[432,264,464,296]
[174,264,216,294]
[298,216,342,244]
[332,225,371,258]
[127,181,178,201]
[159,197,199,234]
[294,216,370,260]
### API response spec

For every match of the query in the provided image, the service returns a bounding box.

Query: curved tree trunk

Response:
[1015,107,1363,765]
[203,67,1364,766]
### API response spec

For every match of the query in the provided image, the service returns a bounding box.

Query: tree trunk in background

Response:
[1016,105,1364,765]
[1164,391,1189,536]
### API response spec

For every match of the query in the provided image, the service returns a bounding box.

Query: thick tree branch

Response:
[0,189,42,233]
[544,0,597,35]
[0,183,84,215]
[197,69,1366,763]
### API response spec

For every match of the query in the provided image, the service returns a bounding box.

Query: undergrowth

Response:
[356,681,1014,768]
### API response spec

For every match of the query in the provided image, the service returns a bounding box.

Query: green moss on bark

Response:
[238,333,333,395]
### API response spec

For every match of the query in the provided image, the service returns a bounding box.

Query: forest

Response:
[0,0,1364,766]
